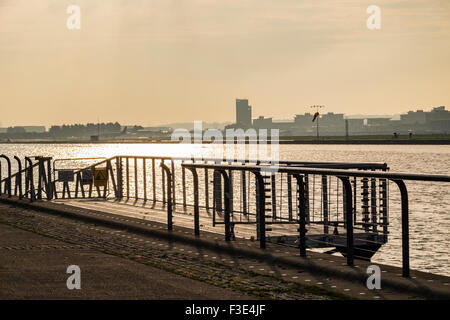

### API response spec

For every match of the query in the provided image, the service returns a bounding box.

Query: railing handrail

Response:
[55,155,388,178]
[68,155,387,173]
[181,163,450,183]
[113,155,387,168]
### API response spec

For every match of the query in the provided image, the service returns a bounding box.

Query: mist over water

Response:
[1,143,449,276]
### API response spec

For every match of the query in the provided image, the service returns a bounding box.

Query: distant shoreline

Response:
[1,138,449,145]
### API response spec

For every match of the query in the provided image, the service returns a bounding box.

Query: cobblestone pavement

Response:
[0,202,336,300]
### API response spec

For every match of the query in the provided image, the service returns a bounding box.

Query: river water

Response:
[0,143,449,276]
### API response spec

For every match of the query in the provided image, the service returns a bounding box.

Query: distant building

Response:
[226,99,450,136]
[320,112,345,126]
[430,119,450,133]
[253,116,273,129]
[366,118,393,126]
[22,126,46,133]
[3,126,46,134]
[401,110,426,125]
[294,113,313,126]
[235,99,252,128]
[426,106,450,123]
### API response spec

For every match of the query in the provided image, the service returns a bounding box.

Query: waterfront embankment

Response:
[1,135,449,145]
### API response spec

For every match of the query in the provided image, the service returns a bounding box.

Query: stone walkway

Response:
[1,195,450,299]
[0,224,253,299]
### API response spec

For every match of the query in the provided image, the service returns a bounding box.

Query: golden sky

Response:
[1,0,449,127]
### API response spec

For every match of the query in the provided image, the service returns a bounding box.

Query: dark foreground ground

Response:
[1,198,449,300]
[0,202,332,300]
[0,223,252,299]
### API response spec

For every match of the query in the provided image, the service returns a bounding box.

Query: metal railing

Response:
[5,154,447,277]
[1,155,50,201]
[182,163,450,277]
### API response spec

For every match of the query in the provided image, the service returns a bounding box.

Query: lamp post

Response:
[311,105,325,141]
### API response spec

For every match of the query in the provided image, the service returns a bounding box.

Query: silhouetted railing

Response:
[3,154,448,278]
[182,162,450,277]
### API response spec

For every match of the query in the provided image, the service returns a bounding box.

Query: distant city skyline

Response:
[1,0,449,127]
[2,103,448,136]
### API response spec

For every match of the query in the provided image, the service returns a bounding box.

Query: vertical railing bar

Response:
[143,158,147,202]
[152,158,156,203]
[182,161,186,209]
[322,175,329,234]
[37,158,42,200]
[204,167,209,212]
[126,157,130,199]
[171,160,176,209]
[391,179,410,277]
[287,173,292,221]
[271,174,276,219]
[294,174,307,257]
[46,158,53,200]
[188,167,200,236]
[134,157,138,199]
[339,176,354,267]
[160,162,172,231]
[162,159,166,204]
[241,169,247,216]
[254,170,266,249]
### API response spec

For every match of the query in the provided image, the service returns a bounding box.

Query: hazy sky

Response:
[1,0,449,127]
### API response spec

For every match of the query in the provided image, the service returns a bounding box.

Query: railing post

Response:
[294,174,307,257]
[213,166,222,214]
[287,174,292,221]
[126,157,130,199]
[171,160,176,210]
[160,162,172,231]
[241,170,247,215]
[339,176,354,267]
[186,167,200,236]
[322,175,329,234]
[107,159,117,199]
[152,158,156,203]
[391,179,410,278]
[134,157,138,199]
[24,157,35,202]
[116,157,123,199]
[305,174,310,223]
[46,158,53,200]
[13,156,23,199]
[37,157,43,200]
[253,170,266,249]
[204,167,209,212]
[143,158,147,201]
[216,169,232,242]
[228,168,234,214]
[182,162,187,209]
[271,174,277,219]
[0,155,12,197]
[161,159,166,204]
